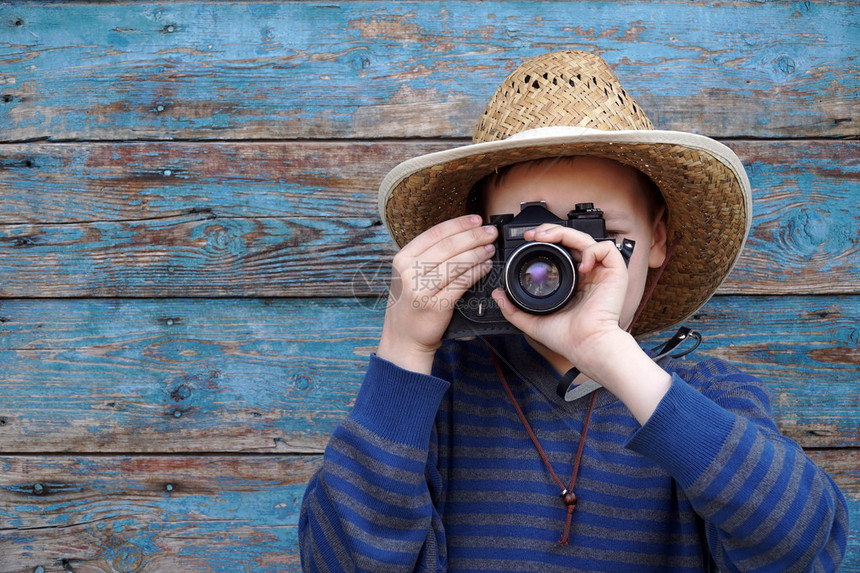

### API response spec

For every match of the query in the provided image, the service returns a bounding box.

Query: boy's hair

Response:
[469,156,666,223]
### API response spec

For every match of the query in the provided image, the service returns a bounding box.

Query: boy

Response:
[300,50,847,571]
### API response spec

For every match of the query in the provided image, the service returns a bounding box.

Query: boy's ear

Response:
[648,206,669,269]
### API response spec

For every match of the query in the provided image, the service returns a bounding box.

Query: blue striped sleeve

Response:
[299,355,449,572]
[626,369,848,572]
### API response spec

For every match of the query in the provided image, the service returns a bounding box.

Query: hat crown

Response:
[473,50,654,143]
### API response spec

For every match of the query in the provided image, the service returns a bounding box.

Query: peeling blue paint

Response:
[1,2,856,140]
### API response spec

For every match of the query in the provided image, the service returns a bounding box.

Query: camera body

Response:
[442,202,634,339]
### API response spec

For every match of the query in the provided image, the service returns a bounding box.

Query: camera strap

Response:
[556,367,586,400]
[650,326,702,361]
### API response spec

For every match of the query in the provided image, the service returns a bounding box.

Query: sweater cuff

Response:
[625,374,737,488]
[349,354,450,449]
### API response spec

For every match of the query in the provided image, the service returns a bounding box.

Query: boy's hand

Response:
[377,215,498,374]
[491,223,672,424]
[491,223,629,369]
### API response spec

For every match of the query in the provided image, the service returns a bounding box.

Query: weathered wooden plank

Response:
[0,141,398,224]
[0,451,857,572]
[0,214,392,297]
[0,297,377,454]
[1,2,856,141]
[0,296,856,452]
[1,140,857,224]
[0,455,318,572]
[0,139,857,297]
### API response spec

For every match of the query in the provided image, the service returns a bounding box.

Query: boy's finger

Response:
[409,241,495,299]
[431,242,496,291]
[400,215,485,258]
[526,226,627,270]
[439,258,495,301]
[577,240,626,273]
[526,224,596,251]
[414,224,497,276]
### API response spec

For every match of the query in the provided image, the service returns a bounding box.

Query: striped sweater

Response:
[300,334,848,572]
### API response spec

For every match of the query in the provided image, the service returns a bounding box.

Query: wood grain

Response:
[0,455,318,572]
[1,2,856,142]
[0,296,855,452]
[0,140,857,297]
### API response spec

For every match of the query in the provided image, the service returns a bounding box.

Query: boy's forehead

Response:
[490,158,647,202]
[499,156,644,191]
[482,155,661,221]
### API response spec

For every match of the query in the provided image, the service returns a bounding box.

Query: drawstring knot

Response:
[559,489,578,546]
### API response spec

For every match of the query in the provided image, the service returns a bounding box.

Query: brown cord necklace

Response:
[481,233,680,545]
[485,342,597,546]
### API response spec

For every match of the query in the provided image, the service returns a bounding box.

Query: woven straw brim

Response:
[378,128,752,337]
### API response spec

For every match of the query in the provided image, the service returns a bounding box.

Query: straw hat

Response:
[378,50,751,337]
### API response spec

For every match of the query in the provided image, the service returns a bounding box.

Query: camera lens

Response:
[504,242,576,314]
[519,258,560,297]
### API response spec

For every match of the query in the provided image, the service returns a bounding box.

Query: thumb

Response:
[491,288,538,336]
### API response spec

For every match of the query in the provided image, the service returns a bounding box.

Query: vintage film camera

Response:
[443,202,635,339]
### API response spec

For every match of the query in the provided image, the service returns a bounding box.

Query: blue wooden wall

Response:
[0,2,857,571]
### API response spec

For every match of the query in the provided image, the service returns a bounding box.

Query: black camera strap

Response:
[556,366,584,400]
[555,326,702,399]
[650,326,702,361]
